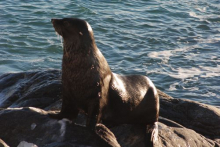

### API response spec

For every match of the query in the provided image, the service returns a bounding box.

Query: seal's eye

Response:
[63,21,70,27]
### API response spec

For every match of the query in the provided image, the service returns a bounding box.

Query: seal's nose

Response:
[51,19,55,23]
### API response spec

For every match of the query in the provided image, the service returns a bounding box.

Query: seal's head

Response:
[51,18,94,50]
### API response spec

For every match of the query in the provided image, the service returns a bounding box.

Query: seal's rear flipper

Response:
[151,122,158,143]
[146,122,158,147]
[95,123,121,147]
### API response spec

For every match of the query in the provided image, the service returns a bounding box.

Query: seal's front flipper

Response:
[95,123,121,147]
[146,122,159,147]
[86,103,99,130]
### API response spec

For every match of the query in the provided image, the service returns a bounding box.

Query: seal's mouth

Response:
[51,19,63,45]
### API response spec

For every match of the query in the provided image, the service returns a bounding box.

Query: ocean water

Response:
[0,0,220,106]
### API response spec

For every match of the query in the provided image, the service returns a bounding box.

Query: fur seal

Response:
[50,18,159,146]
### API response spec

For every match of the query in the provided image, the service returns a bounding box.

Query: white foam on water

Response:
[148,47,193,63]
[194,37,220,44]
[168,65,220,80]
[170,67,203,79]
[169,82,179,91]
[148,44,220,81]
[47,39,54,45]
[148,50,173,63]
[189,11,218,22]
[189,12,199,18]
[200,65,220,78]
[196,7,206,12]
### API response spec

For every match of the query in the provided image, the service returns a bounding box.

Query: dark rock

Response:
[157,122,219,147]
[0,107,118,147]
[0,70,62,109]
[158,89,220,137]
[0,70,220,147]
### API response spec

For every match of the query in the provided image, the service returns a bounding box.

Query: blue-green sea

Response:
[0,0,220,106]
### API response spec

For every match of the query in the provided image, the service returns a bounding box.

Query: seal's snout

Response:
[51,19,56,23]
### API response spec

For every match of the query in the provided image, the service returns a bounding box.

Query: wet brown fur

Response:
[50,18,159,146]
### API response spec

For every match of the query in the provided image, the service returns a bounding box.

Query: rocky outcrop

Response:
[158,89,220,137]
[0,70,62,109]
[0,70,220,147]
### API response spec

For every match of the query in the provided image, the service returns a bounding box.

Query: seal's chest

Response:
[62,64,101,100]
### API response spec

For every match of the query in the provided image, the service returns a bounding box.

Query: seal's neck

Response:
[63,35,97,55]
[62,35,111,74]
[62,39,102,62]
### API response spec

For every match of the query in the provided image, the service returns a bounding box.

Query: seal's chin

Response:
[55,31,63,46]
[51,19,63,37]
[53,27,63,37]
